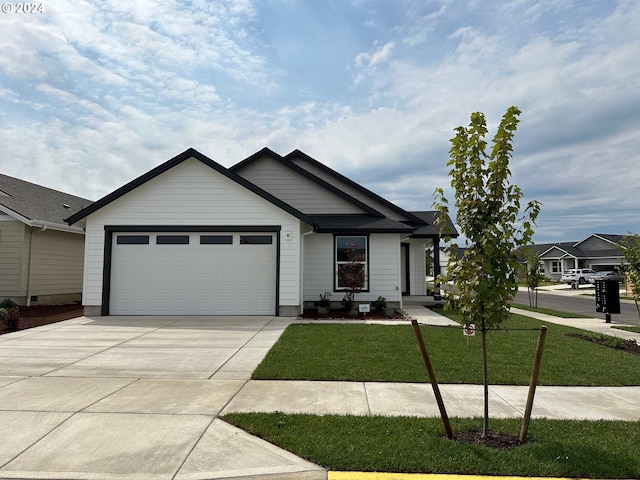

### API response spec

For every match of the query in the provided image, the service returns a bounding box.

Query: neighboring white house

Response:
[535,234,627,281]
[66,148,456,316]
[0,174,92,305]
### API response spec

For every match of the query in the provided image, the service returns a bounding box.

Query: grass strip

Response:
[616,325,640,334]
[252,314,640,385]
[223,413,640,479]
[511,303,590,318]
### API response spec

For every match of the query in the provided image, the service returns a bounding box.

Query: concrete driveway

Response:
[0,315,325,480]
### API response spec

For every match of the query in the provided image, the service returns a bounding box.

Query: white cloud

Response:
[1,0,639,242]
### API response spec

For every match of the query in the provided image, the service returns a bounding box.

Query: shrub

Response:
[341,292,354,311]
[373,296,387,312]
[318,292,331,308]
[0,298,18,309]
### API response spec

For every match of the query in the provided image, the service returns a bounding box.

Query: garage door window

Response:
[240,235,272,244]
[157,235,190,244]
[200,235,233,244]
[117,235,149,245]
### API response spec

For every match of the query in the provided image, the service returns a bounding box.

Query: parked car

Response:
[561,268,596,284]
[588,271,625,284]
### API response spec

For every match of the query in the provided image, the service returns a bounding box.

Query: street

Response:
[514,288,640,327]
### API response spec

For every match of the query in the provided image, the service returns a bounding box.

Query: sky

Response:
[1,0,639,244]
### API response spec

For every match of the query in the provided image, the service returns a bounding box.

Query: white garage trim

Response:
[103,225,280,315]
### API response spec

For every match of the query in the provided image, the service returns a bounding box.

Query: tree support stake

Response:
[519,325,547,444]
[411,319,453,439]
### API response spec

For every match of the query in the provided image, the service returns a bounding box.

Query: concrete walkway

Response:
[0,304,638,479]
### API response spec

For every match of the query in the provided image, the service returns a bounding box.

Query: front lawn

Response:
[223,413,640,478]
[238,311,640,478]
[252,313,640,385]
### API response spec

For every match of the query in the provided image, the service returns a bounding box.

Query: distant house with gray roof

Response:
[536,234,627,281]
[0,174,92,306]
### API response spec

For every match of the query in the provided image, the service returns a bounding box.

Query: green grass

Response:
[616,325,640,334]
[252,314,640,385]
[511,302,590,318]
[223,413,640,478]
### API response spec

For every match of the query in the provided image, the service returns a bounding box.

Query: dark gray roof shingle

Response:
[0,174,92,227]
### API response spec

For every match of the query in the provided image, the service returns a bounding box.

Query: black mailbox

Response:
[595,279,620,322]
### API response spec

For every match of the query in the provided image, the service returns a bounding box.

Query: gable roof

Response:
[574,233,626,248]
[65,148,316,227]
[231,148,459,236]
[283,149,426,224]
[0,173,92,233]
[536,234,627,260]
[230,147,384,217]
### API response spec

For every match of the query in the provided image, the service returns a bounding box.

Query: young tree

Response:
[621,232,640,319]
[433,106,541,437]
[524,249,544,308]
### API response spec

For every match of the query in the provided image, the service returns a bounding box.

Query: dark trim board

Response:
[101,225,281,316]
[401,243,410,296]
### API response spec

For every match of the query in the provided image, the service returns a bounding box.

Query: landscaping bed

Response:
[1,303,83,333]
[566,332,640,356]
[299,308,406,320]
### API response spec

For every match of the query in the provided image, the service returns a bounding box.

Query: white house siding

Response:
[0,218,26,300]
[303,232,402,308]
[236,156,366,215]
[29,229,84,302]
[82,157,303,314]
[289,157,410,221]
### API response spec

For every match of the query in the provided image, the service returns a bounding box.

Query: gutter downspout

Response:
[26,224,47,307]
[299,229,316,315]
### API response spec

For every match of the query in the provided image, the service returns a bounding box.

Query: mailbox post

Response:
[594,279,621,323]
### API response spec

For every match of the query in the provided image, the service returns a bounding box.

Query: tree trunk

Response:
[481,325,489,437]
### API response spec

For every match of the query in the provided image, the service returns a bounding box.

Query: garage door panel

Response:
[110,232,277,315]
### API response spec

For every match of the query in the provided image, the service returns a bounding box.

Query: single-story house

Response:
[535,234,627,281]
[0,174,92,305]
[66,147,457,316]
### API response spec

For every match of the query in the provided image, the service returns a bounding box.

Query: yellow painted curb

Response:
[329,473,588,480]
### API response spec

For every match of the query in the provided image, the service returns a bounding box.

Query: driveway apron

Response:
[0,315,325,480]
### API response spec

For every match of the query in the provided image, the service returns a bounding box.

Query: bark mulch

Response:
[1,303,84,333]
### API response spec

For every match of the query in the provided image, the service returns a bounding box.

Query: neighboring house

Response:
[66,147,457,316]
[0,174,92,305]
[536,234,627,281]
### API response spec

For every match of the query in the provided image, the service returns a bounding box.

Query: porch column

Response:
[433,237,441,284]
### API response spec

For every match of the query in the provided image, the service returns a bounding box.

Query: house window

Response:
[335,235,368,291]
[551,261,560,273]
